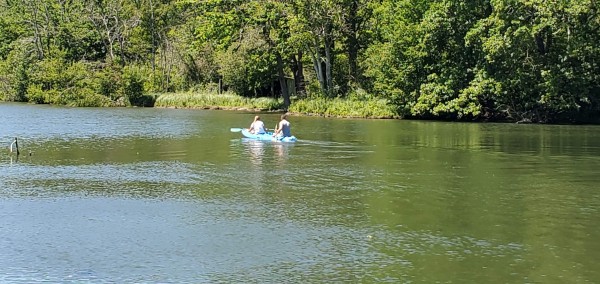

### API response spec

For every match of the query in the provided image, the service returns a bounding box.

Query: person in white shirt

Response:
[248,115,266,134]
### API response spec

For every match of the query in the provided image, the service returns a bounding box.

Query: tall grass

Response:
[155,91,398,118]
[289,97,397,118]
[155,92,284,111]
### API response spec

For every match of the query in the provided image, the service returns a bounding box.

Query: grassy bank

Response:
[155,92,398,118]
[289,97,397,119]
[154,92,283,111]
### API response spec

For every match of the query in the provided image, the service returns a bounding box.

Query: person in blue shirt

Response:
[273,114,291,138]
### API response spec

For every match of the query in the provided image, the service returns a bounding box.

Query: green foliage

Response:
[120,66,156,107]
[0,42,35,102]
[122,65,154,107]
[0,0,598,123]
[412,75,455,118]
[362,0,600,123]
[459,0,600,122]
[25,57,114,107]
[290,97,396,118]
[97,66,122,101]
[0,18,17,60]
[288,97,330,115]
[216,27,275,97]
[26,84,46,104]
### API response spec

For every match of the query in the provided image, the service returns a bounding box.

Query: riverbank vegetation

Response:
[155,92,284,111]
[154,92,396,118]
[0,0,598,123]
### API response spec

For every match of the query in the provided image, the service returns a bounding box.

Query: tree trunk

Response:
[101,16,115,61]
[290,51,306,96]
[276,53,291,108]
[308,40,326,93]
[150,0,156,73]
[346,0,359,83]
[29,1,44,59]
[324,23,334,96]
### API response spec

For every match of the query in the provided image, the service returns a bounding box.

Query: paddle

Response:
[230,128,244,132]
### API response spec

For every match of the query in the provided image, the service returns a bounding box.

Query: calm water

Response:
[1,103,599,283]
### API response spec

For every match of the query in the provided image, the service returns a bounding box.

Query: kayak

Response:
[241,129,297,142]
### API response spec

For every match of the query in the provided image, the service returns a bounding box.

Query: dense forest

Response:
[0,0,598,123]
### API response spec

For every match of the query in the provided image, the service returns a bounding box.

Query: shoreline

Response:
[3,101,597,124]
[155,105,397,119]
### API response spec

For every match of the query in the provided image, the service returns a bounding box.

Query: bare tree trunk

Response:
[346,0,360,83]
[86,3,111,61]
[324,23,334,96]
[165,39,173,92]
[149,0,156,73]
[87,1,140,65]
[308,40,326,93]
[101,15,115,61]
[161,46,166,91]
[118,33,126,65]
[27,1,44,59]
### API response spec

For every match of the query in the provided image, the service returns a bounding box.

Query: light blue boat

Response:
[234,128,297,142]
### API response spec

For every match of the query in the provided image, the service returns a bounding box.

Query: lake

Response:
[1,102,599,283]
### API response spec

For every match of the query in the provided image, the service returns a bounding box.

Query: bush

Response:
[289,97,397,118]
[155,92,283,110]
[26,84,46,104]
[97,66,122,101]
[70,92,113,107]
[0,43,33,102]
[122,65,147,106]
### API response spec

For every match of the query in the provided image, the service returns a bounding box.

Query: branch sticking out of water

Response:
[10,137,20,156]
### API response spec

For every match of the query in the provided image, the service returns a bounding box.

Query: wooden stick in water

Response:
[10,137,20,155]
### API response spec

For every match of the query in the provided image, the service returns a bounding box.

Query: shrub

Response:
[122,65,147,106]
[289,97,397,118]
[155,92,283,110]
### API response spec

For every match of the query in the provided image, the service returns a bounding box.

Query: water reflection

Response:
[237,138,293,166]
[241,138,266,166]
[276,141,293,158]
[273,142,291,165]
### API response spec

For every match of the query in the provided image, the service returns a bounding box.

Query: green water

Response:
[1,103,599,283]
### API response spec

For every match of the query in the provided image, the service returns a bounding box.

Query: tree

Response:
[467,0,600,122]
[86,0,142,65]
[289,0,345,97]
